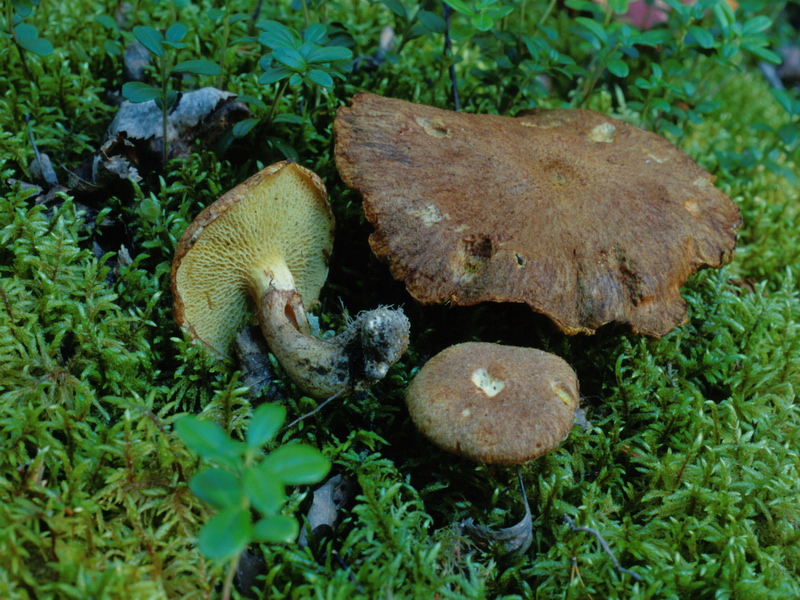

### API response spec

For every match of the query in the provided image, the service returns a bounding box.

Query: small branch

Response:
[562,515,643,582]
[442,3,460,111]
[284,387,346,430]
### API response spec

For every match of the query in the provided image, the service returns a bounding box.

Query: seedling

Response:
[175,403,330,600]
[233,19,351,139]
[121,23,221,165]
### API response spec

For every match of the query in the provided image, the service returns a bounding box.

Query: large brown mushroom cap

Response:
[334,93,741,337]
[405,342,579,465]
[172,161,334,356]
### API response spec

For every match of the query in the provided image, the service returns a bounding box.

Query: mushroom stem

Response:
[257,287,410,400]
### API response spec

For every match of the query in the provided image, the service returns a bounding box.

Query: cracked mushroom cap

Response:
[171,161,334,356]
[405,342,579,465]
[334,93,741,337]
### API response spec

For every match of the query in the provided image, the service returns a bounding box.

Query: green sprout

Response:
[175,403,330,600]
[121,23,221,165]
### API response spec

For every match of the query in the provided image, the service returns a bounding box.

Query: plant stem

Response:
[539,0,557,27]
[443,3,460,111]
[217,13,230,89]
[221,553,240,600]
[266,79,290,125]
[7,3,32,80]
[161,54,170,165]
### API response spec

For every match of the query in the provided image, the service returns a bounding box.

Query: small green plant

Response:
[121,23,221,164]
[444,0,514,32]
[250,20,351,126]
[3,0,52,79]
[379,0,446,55]
[175,403,330,599]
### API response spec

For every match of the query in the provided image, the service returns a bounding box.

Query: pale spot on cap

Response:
[471,368,505,397]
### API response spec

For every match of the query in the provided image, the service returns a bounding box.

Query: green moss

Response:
[2,0,799,598]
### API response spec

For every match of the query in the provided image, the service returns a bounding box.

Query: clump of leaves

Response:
[175,403,330,599]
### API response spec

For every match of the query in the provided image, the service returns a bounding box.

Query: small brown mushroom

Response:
[405,342,578,465]
[334,93,741,338]
[406,341,579,555]
[172,161,409,400]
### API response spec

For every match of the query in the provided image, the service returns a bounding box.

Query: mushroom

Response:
[405,342,578,465]
[171,160,410,400]
[334,93,741,338]
[405,341,579,554]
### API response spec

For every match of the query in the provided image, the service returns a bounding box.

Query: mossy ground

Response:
[1,1,799,599]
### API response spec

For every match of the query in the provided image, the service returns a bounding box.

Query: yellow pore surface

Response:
[176,164,333,355]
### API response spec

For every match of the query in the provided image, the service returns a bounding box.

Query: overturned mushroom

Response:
[171,161,410,399]
[334,93,741,338]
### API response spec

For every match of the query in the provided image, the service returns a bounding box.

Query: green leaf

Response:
[379,0,410,21]
[771,89,798,116]
[306,69,333,87]
[13,23,37,40]
[161,39,186,50]
[104,40,122,56]
[763,158,798,185]
[133,25,164,57]
[608,0,630,14]
[470,13,494,31]
[267,136,299,160]
[305,46,352,63]
[121,81,162,103]
[575,17,607,44]
[243,464,285,515]
[688,26,714,49]
[165,22,188,43]
[742,15,772,36]
[259,66,292,84]
[190,469,244,510]
[417,10,445,33]
[606,57,629,78]
[236,95,268,110]
[273,47,306,70]
[17,33,52,56]
[94,14,118,31]
[208,7,226,20]
[444,0,475,17]
[485,5,514,20]
[173,59,222,75]
[262,444,330,485]
[257,20,298,49]
[155,89,179,112]
[246,403,286,449]
[743,43,780,64]
[713,2,735,29]
[232,118,259,138]
[197,507,252,561]
[139,197,161,222]
[272,113,306,124]
[253,515,299,543]
[174,415,246,467]
[303,23,327,44]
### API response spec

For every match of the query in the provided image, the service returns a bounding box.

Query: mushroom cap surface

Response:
[334,93,741,337]
[405,342,579,465]
[172,161,334,356]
